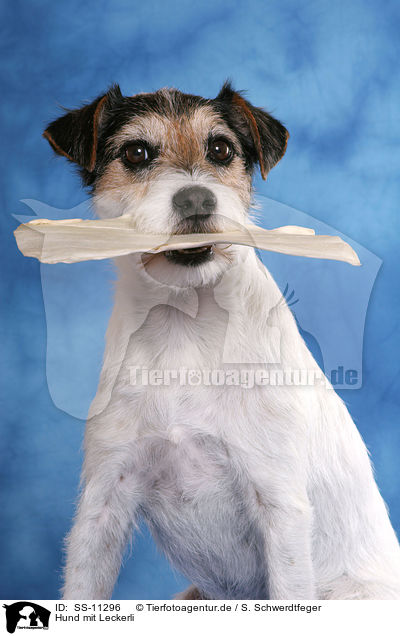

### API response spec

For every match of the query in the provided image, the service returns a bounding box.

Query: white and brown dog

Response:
[43,83,400,600]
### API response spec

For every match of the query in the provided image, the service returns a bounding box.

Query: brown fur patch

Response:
[232,93,267,180]
[174,584,207,600]
[89,95,108,171]
[96,160,149,198]
[98,104,252,207]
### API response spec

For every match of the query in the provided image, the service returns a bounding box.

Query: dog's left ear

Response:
[215,82,289,179]
[43,84,122,173]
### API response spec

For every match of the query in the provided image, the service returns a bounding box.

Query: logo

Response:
[2,603,50,634]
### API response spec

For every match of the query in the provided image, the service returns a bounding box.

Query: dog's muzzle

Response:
[167,186,217,266]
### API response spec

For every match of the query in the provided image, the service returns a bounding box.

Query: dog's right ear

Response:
[43,84,122,173]
[215,81,289,180]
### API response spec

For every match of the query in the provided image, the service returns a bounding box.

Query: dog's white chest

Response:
[134,427,268,599]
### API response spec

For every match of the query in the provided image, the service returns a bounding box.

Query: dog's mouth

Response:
[164,215,219,266]
[164,244,214,266]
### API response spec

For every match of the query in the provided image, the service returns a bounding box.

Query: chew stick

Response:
[14,215,361,266]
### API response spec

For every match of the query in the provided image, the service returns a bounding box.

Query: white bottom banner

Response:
[1,599,398,635]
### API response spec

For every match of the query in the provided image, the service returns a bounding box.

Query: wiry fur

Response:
[43,83,400,600]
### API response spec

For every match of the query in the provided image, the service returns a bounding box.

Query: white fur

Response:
[63,170,400,600]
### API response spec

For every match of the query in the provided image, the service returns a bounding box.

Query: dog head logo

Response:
[2,602,50,633]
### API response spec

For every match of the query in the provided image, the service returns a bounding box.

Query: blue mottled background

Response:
[1,0,399,599]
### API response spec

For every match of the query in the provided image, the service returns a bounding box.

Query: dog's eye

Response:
[124,143,149,165]
[208,138,233,164]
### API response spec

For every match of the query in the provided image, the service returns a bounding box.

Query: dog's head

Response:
[44,82,288,286]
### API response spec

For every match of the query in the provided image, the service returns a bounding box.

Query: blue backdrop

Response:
[1,0,399,599]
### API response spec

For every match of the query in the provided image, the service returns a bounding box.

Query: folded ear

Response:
[43,84,122,172]
[215,81,289,179]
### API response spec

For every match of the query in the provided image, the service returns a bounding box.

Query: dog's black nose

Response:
[172,186,217,216]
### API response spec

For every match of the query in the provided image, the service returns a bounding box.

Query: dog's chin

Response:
[139,247,233,289]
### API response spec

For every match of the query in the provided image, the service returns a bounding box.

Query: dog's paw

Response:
[174,584,206,600]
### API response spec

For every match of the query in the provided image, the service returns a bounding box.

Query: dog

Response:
[43,82,400,600]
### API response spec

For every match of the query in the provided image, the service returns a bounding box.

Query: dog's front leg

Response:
[259,495,315,599]
[242,452,315,599]
[63,430,142,599]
